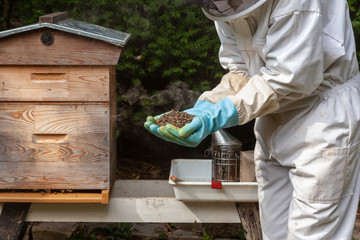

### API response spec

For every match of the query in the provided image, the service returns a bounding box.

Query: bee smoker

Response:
[205,129,242,184]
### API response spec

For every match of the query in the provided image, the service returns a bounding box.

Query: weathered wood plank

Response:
[109,66,117,187]
[0,103,109,133]
[0,203,30,240]
[39,12,68,24]
[236,202,262,240]
[0,161,109,189]
[33,104,109,133]
[0,103,109,161]
[0,103,110,189]
[0,29,122,65]
[0,134,109,162]
[0,66,110,101]
[0,189,109,204]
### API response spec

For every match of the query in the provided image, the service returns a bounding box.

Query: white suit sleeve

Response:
[198,72,248,103]
[196,21,251,104]
[260,10,324,98]
[215,21,250,77]
[228,10,325,124]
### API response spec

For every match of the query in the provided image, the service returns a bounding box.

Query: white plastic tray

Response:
[169,159,258,202]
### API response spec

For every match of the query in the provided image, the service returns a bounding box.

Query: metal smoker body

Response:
[207,129,242,182]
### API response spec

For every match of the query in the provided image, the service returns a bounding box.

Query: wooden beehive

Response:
[0,12,130,204]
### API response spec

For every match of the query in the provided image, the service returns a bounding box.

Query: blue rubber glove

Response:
[144,115,169,140]
[158,98,239,147]
[183,100,213,115]
[144,101,213,141]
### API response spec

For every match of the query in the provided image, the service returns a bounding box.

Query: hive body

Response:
[0,12,130,203]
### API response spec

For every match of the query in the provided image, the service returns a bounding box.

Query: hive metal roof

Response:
[0,12,131,46]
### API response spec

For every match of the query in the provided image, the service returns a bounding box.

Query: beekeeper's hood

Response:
[187,0,266,21]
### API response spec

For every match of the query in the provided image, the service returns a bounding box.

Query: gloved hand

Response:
[144,100,213,141]
[158,97,239,147]
[144,115,168,140]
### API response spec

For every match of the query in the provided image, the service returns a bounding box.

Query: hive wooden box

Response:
[0,12,130,204]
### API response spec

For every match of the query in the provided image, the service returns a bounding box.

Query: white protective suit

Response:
[198,0,360,239]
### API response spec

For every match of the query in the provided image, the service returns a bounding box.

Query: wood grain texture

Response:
[0,29,122,65]
[0,162,109,189]
[0,189,109,204]
[109,66,117,188]
[39,12,68,24]
[0,103,110,189]
[0,203,30,240]
[236,202,262,240]
[0,66,110,101]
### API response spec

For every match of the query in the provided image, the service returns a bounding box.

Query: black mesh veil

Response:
[187,0,266,21]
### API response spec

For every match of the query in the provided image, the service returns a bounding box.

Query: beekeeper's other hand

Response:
[158,97,238,147]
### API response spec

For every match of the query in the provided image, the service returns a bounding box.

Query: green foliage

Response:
[348,0,360,68]
[235,228,247,240]
[105,223,135,240]
[202,232,214,240]
[113,0,224,92]
[66,223,135,240]
[157,231,168,239]
[66,225,97,240]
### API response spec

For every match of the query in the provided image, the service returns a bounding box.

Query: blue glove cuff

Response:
[179,97,239,138]
[215,97,239,130]
[184,100,213,116]
[193,100,213,110]
[201,97,239,134]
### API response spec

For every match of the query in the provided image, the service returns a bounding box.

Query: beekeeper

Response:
[145,0,360,239]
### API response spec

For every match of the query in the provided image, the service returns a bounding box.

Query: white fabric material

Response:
[198,72,249,103]
[227,74,280,125]
[202,0,360,238]
[202,0,267,21]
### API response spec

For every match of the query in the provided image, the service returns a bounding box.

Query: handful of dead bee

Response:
[156,110,195,128]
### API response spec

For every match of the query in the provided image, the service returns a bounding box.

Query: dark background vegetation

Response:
[0,0,359,179]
